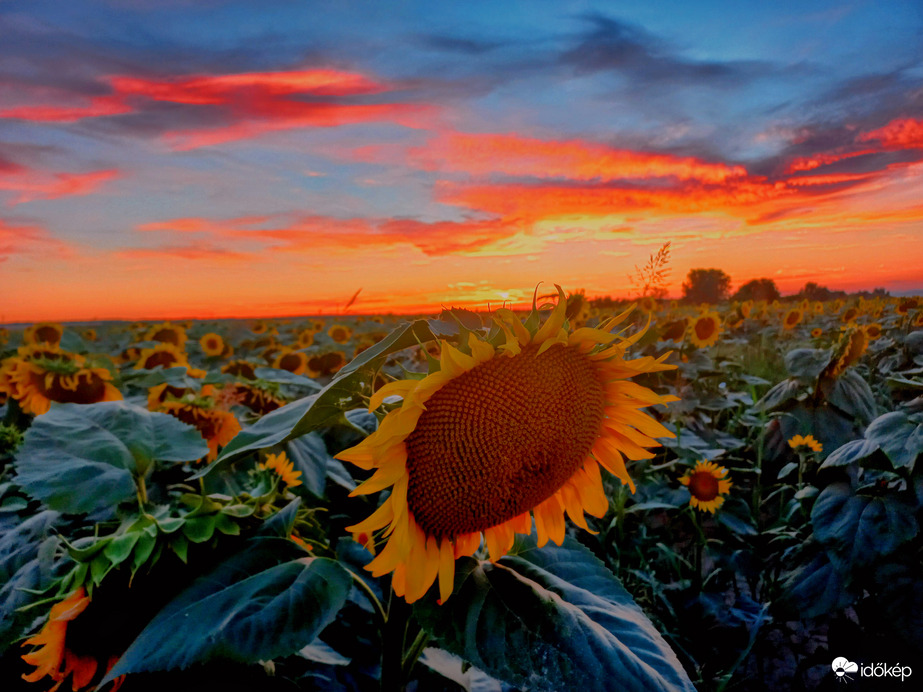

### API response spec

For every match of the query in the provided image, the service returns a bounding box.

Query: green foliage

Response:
[15,401,208,515]
[682,268,731,304]
[415,535,696,692]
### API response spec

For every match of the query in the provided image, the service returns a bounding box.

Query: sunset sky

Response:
[2,0,923,322]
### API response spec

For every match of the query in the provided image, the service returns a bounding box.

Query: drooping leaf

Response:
[15,402,208,515]
[811,482,919,569]
[785,348,832,380]
[754,379,802,412]
[825,370,877,425]
[103,535,351,681]
[821,439,877,469]
[285,432,334,497]
[780,550,854,619]
[252,367,322,389]
[864,411,923,471]
[414,535,695,692]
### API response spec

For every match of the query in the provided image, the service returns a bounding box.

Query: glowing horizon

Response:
[2,1,922,323]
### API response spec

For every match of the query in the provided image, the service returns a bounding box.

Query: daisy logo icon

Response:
[832,657,858,682]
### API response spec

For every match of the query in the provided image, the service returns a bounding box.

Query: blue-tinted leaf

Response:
[414,535,694,692]
[15,402,208,515]
[864,411,923,471]
[781,551,853,618]
[812,482,919,569]
[285,433,332,497]
[104,536,351,680]
[785,348,832,380]
[253,367,322,389]
[826,370,877,424]
[821,439,877,469]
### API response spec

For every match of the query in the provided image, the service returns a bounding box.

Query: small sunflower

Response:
[236,382,286,415]
[841,306,859,324]
[336,286,677,603]
[23,322,64,347]
[222,359,258,380]
[274,349,308,375]
[638,296,658,314]
[81,328,97,342]
[659,319,687,343]
[145,322,188,349]
[135,343,189,371]
[782,308,803,330]
[260,451,303,488]
[788,434,823,453]
[199,332,225,357]
[896,298,919,316]
[327,324,353,344]
[297,330,315,348]
[679,460,732,513]
[688,312,722,348]
[810,327,823,338]
[862,323,882,340]
[739,301,753,319]
[306,350,347,378]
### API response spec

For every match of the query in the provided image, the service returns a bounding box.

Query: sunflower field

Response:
[1,289,922,691]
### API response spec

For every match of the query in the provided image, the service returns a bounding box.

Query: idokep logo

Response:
[832,657,912,683]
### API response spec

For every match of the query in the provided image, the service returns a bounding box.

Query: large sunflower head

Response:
[4,350,121,416]
[335,286,678,604]
[221,359,258,380]
[23,322,64,347]
[134,342,189,371]
[687,311,722,348]
[274,349,308,375]
[826,327,868,378]
[157,392,241,462]
[679,460,732,513]
[145,322,188,349]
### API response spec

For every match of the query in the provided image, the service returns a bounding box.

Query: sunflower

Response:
[260,451,303,488]
[913,310,923,328]
[0,327,9,345]
[81,328,97,342]
[335,286,677,603]
[21,587,125,692]
[862,323,883,340]
[813,301,824,314]
[199,332,225,357]
[134,343,189,371]
[221,359,258,380]
[739,301,753,319]
[157,392,241,461]
[4,350,122,416]
[251,320,269,335]
[811,327,823,338]
[679,460,732,513]
[306,350,347,378]
[274,349,308,375]
[236,382,286,415]
[327,324,353,344]
[896,297,919,316]
[788,434,823,453]
[297,329,315,348]
[782,308,803,330]
[23,322,64,347]
[144,322,188,349]
[659,319,687,343]
[638,296,658,314]
[841,306,859,324]
[687,312,722,348]
[825,327,868,378]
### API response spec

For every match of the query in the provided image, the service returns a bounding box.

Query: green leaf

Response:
[252,367,322,389]
[812,482,919,569]
[785,348,832,380]
[103,537,351,681]
[14,402,209,515]
[825,370,877,424]
[104,532,141,565]
[414,535,695,692]
[285,433,333,497]
[780,550,854,618]
[754,379,802,412]
[864,411,923,471]
[182,515,216,543]
[821,439,876,469]
[193,394,317,477]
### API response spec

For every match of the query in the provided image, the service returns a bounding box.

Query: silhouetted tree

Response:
[732,278,780,302]
[683,268,731,304]
[796,281,844,302]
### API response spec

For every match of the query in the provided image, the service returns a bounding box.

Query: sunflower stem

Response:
[401,629,431,679]
[136,475,149,507]
[690,509,706,594]
[381,587,411,692]
[347,568,387,628]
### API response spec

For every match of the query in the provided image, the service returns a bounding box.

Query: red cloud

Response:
[411,132,747,184]
[860,117,923,149]
[1,68,431,149]
[0,169,120,205]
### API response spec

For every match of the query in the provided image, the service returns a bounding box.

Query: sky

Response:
[2,0,923,322]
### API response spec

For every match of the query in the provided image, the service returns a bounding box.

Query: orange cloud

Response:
[0,96,131,123]
[0,218,73,261]
[0,169,120,205]
[411,132,747,183]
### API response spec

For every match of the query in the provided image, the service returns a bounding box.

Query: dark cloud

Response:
[415,33,505,56]
[558,13,765,86]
